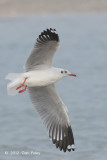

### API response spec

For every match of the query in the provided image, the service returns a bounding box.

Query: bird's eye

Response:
[65,71,67,73]
[61,71,63,74]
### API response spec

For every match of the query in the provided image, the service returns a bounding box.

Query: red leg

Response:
[16,77,27,90]
[19,85,27,93]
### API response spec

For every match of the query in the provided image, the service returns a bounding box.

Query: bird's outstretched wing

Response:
[25,28,59,71]
[28,85,75,152]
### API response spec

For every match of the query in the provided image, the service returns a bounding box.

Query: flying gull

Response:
[6,28,76,152]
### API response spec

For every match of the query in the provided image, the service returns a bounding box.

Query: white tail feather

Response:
[6,73,23,96]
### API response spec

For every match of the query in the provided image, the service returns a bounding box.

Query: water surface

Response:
[0,14,107,160]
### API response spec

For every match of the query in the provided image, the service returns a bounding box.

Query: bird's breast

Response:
[24,70,60,87]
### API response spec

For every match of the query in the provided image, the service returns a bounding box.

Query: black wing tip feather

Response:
[51,125,75,152]
[36,28,59,45]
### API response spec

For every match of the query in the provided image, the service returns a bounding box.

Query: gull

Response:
[6,28,76,152]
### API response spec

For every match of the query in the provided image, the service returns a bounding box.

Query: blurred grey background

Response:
[0,1,107,160]
[0,0,107,16]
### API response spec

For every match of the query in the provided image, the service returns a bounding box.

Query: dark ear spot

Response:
[61,71,63,74]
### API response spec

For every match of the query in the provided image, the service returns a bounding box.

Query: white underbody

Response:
[6,67,64,95]
[23,69,61,87]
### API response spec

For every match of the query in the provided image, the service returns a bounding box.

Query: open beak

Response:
[68,73,76,77]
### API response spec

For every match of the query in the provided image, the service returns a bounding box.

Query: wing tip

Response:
[36,28,59,46]
[51,124,75,152]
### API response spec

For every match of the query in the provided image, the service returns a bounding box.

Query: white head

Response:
[59,68,76,78]
[54,68,76,80]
